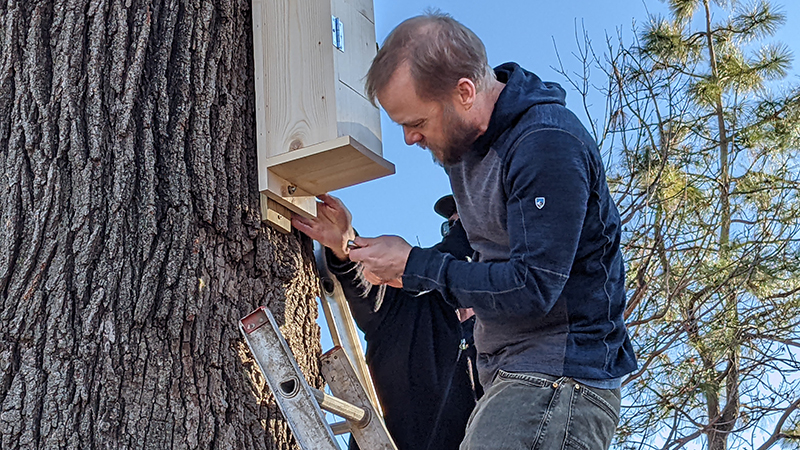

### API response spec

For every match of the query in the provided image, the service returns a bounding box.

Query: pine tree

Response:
[560,0,800,448]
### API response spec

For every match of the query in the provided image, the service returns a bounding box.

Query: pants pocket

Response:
[460,371,557,450]
[496,369,554,388]
[564,385,621,450]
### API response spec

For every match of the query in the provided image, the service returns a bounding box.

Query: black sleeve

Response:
[325,247,393,337]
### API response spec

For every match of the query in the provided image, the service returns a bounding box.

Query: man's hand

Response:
[349,236,412,286]
[362,269,404,289]
[291,194,355,261]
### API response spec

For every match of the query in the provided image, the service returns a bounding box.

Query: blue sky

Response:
[332,0,800,249]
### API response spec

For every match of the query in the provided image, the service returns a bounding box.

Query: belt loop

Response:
[552,376,569,389]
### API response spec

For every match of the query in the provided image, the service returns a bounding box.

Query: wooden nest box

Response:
[252,0,394,232]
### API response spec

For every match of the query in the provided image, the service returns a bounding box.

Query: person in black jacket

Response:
[293,194,481,450]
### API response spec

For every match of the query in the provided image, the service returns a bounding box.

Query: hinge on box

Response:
[332,15,344,52]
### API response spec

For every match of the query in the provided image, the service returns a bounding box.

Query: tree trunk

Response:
[702,2,739,448]
[0,1,323,449]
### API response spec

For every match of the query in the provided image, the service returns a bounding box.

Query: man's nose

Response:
[403,127,422,146]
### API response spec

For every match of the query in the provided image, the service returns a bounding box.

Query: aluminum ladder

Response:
[240,305,397,450]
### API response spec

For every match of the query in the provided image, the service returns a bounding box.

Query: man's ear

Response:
[455,78,477,111]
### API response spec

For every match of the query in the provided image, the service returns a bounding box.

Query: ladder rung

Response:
[311,388,368,426]
[329,421,351,436]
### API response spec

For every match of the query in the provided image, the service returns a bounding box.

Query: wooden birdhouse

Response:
[252,0,394,232]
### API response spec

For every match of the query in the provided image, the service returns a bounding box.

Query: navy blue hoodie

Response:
[403,63,637,387]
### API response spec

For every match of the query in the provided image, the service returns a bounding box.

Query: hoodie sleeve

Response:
[402,129,591,318]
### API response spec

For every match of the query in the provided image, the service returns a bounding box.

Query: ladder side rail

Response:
[321,347,398,450]
[314,244,383,414]
[240,307,341,450]
[315,245,345,349]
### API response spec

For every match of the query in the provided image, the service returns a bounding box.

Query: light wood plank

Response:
[332,0,382,155]
[341,0,375,24]
[265,170,317,216]
[266,136,394,196]
[262,196,293,233]
[252,0,338,175]
[252,0,339,231]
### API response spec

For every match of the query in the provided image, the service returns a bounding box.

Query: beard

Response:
[429,104,482,166]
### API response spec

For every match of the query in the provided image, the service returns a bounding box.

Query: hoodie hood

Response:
[472,62,567,152]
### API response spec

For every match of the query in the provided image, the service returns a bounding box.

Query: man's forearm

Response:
[402,246,569,317]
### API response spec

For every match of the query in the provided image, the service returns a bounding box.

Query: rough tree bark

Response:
[0,0,324,448]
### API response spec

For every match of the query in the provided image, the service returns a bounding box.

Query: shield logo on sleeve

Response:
[535,197,545,209]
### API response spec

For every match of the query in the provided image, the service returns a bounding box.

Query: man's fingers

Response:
[321,201,347,222]
[291,216,313,233]
[348,235,411,283]
[318,200,347,224]
[349,237,380,261]
[317,193,342,210]
[362,269,382,285]
[348,246,364,262]
[291,214,324,239]
[291,214,308,227]
[316,193,335,203]
[316,203,334,222]
[318,194,352,221]
[385,278,403,289]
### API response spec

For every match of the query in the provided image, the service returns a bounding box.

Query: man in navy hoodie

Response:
[345,11,638,450]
